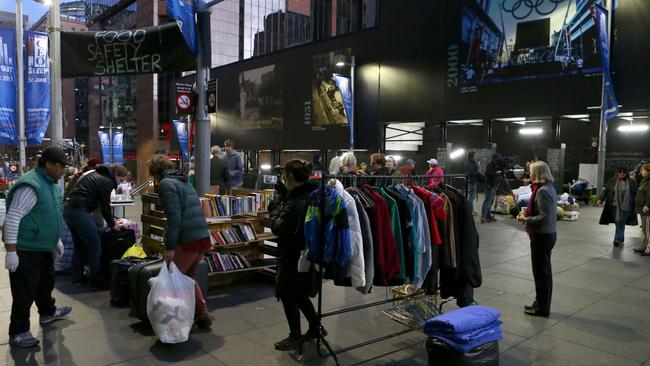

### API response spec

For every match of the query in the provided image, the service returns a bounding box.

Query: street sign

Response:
[176,93,192,111]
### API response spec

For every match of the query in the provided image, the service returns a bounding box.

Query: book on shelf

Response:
[209,223,258,247]
[204,251,256,272]
[202,194,259,217]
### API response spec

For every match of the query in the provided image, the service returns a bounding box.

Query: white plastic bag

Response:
[146,262,196,344]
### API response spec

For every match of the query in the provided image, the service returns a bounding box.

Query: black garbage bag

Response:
[426,338,499,366]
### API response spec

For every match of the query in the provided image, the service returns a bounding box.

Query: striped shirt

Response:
[3,186,38,245]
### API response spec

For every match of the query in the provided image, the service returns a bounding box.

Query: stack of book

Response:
[250,191,275,212]
[205,251,252,272]
[210,223,258,246]
[201,195,258,217]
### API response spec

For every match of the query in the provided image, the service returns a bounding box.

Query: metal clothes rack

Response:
[298,173,469,365]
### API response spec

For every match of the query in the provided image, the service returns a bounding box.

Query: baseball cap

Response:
[427,158,438,165]
[406,159,416,165]
[41,146,71,166]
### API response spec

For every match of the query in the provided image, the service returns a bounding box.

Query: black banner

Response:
[61,23,195,78]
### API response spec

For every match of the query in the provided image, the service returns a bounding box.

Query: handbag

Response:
[297,249,311,273]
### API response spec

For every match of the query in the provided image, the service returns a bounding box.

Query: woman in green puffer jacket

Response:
[634,164,650,255]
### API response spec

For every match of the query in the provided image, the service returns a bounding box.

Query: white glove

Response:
[54,240,64,261]
[644,206,649,214]
[5,252,19,272]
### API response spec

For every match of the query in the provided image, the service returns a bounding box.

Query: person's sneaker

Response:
[480,218,489,224]
[9,332,40,348]
[40,306,72,325]
[488,216,498,222]
[303,326,328,341]
[633,247,646,253]
[613,241,623,247]
[274,336,301,351]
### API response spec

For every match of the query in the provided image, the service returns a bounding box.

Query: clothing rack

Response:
[298,172,469,365]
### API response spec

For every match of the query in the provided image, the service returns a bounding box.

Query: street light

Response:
[335,56,356,150]
[34,0,63,148]
[14,0,27,172]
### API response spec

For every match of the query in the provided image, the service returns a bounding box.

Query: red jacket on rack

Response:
[412,186,444,246]
[364,186,401,285]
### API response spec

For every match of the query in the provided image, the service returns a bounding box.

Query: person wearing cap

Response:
[4,146,73,348]
[597,166,638,247]
[425,158,445,188]
[63,162,130,289]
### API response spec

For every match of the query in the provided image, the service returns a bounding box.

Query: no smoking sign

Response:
[176,93,192,111]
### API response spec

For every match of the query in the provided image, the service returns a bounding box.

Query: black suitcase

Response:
[110,257,156,307]
[101,229,136,280]
[196,260,208,299]
[426,338,499,366]
[128,259,164,322]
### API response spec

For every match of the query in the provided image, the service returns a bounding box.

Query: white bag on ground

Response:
[146,262,196,344]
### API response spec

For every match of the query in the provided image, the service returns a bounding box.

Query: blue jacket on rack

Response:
[304,186,352,266]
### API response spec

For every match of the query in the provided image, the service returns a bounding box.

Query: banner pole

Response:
[50,0,63,146]
[15,0,26,173]
[596,1,614,197]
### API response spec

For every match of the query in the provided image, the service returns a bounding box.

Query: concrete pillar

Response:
[136,0,159,183]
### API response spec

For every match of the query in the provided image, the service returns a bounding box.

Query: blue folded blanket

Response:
[428,320,502,343]
[423,306,503,354]
[431,322,502,354]
[424,305,501,334]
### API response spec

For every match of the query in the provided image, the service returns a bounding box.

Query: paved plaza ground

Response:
[1,203,649,365]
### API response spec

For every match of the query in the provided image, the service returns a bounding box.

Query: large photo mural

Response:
[455,0,614,93]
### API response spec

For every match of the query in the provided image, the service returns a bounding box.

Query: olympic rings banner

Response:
[452,0,613,93]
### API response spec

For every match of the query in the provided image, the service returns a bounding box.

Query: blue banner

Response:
[332,73,353,146]
[112,131,124,164]
[24,31,50,145]
[0,29,18,144]
[173,119,189,164]
[98,131,111,163]
[166,0,196,55]
[591,5,619,121]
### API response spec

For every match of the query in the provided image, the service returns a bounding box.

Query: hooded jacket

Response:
[65,165,117,228]
[330,179,365,288]
[157,170,210,250]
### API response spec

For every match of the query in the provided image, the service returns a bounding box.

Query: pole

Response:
[49,0,63,146]
[109,122,113,164]
[15,0,26,173]
[350,55,356,150]
[194,10,211,195]
[596,0,613,196]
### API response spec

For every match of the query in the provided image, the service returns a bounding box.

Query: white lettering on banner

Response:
[88,28,160,75]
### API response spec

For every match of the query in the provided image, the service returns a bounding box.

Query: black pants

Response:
[280,295,318,338]
[530,233,557,313]
[9,251,57,336]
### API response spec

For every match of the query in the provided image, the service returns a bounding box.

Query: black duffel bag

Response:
[426,338,499,366]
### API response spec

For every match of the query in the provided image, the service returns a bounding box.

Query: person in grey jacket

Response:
[224,139,243,191]
[517,161,557,317]
[210,145,228,194]
[148,154,212,329]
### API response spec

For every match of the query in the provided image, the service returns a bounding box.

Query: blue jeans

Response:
[481,184,497,219]
[468,183,478,211]
[64,207,103,286]
[614,210,630,244]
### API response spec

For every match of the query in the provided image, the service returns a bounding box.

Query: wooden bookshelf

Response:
[140,192,278,289]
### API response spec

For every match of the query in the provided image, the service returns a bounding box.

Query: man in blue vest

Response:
[4,146,72,348]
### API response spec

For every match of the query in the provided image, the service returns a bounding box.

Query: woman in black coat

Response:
[269,159,321,351]
[597,167,638,247]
